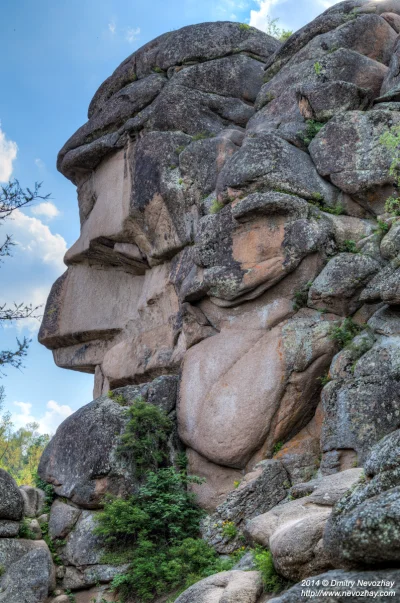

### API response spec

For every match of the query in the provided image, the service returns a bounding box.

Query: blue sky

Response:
[0,0,339,434]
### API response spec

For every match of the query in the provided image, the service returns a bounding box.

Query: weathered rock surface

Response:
[321,306,400,468]
[0,469,24,521]
[19,486,46,518]
[202,460,288,553]
[325,429,400,567]
[0,539,55,603]
[35,3,400,598]
[179,308,336,469]
[246,469,362,581]
[174,570,263,603]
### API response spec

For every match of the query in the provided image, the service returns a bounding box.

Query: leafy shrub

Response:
[222,521,237,539]
[301,120,324,147]
[314,62,322,76]
[34,473,55,513]
[95,467,236,602]
[385,196,400,216]
[377,219,390,235]
[18,518,36,540]
[239,23,251,31]
[117,397,173,477]
[209,200,225,214]
[273,441,283,455]
[293,281,313,311]
[340,240,359,254]
[318,372,331,387]
[253,546,285,593]
[329,318,362,349]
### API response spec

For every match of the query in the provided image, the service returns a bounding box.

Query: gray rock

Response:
[269,569,400,602]
[48,499,81,540]
[325,429,400,567]
[0,539,55,603]
[38,392,136,508]
[0,469,24,521]
[217,132,340,206]
[19,485,46,518]
[297,81,373,122]
[0,520,20,537]
[308,253,381,315]
[202,460,288,554]
[175,570,263,603]
[61,510,104,566]
[380,221,400,259]
[38,378,177,508]
[63,563,129,590]
[27,518,42,540]
[309,110,400,212]
[361,258,400,304]
[245,469,362,581]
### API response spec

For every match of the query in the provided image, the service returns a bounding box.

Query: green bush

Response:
[340,240,359,254]
[95,467,236,602]
[34,473,55,513]
[385,196,400,216]
[222,521,237,540]
[117,397,173,477]
[329,318,362,349]
[209,200,224,214]
[301,120,324,147]
[253,546,285,593]
[18,518,36,540]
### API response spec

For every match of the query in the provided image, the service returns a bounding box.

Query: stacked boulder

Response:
[27,0,400,600]
[0,470,54,603]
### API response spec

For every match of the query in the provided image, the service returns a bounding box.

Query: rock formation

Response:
[3,0,400,601]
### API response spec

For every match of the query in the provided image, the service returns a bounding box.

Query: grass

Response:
[301,120,324,147]
[329,318,362,349]
[253,546,286,593]
[339,240,359,254]
[209,200,225,214]
[192,132,215,141]
[314,62,322,76]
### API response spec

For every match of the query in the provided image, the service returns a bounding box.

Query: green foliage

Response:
[233,480,241,489]
[239,23,251,31]
[264,17,292,42]
[318,372,331,387]
[95,468,204,548]
[175,452,188,471]
[380,124,400,216]
[253,546,285,593]
[40,521,63,565]
[222,521,237,540]
[152,66,164,74]
[65,590,76,603]
[314,61,322,76]
[18,518,36,540]
[95,467,235,602]
[309,195,344,215]
[192,132,215,141]
[385,196,400,216]
[301,120,324,147]
[273,441,283,455]
[329,318,362,349]
[117,397,173,477]
[34,474,55,513]
[209,200,225,214]
[293,280,313,311]
[377,219,390,235]
[0,565,4,577]
[178,178,184,185]
[110,537,236,602]
[176,145,186,155]
[340,240,359,254]
[108,391,128,406]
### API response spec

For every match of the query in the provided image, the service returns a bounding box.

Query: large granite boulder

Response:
[246,469,362,581]
[38,378,178,508]
[0,469,24,521]
[0,539,55,603]
[179,308,337,469]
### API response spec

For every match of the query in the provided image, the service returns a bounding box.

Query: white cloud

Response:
[6,208,67,272]
[34,158,45,169]
[108,20,116,34]
[0,125,18,183]
[249,0,284,30]
[31,202,60,221]
[126,27,141,44]
[12,400,73,435]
